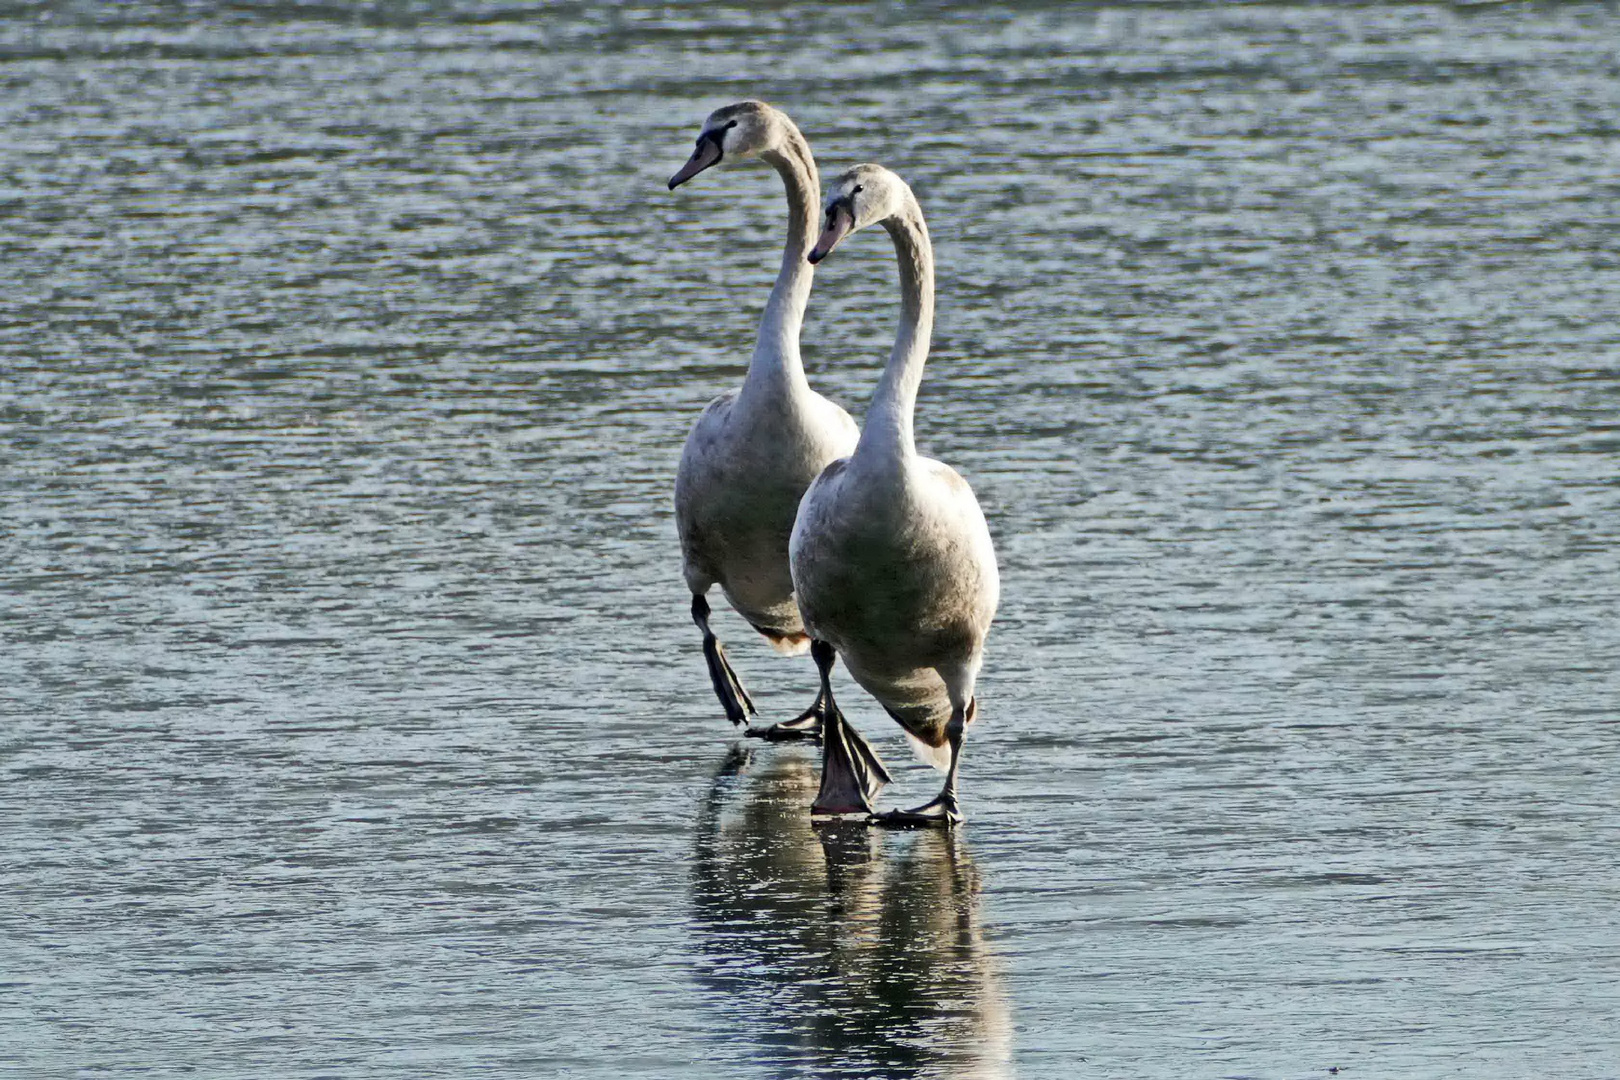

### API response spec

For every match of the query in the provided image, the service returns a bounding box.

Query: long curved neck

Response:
[855,194,933,464]
[738,124,818,404]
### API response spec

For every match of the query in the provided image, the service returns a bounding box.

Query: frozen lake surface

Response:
[4,3,1619,1077]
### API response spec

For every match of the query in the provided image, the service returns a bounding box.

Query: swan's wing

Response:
[674,390,741,589]
[916,456,1001,644]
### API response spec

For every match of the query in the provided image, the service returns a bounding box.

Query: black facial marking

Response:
[825,192,857,224]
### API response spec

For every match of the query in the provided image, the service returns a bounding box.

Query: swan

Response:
[790,165,1000,826]
[667,101,870,745]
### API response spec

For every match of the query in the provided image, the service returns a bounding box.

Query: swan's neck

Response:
[738,127,818,405]
[855,195,933,464]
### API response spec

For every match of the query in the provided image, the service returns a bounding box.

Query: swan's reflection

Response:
[692,747,1012,1079]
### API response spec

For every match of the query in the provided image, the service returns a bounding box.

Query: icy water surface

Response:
[4,3,1619,1077]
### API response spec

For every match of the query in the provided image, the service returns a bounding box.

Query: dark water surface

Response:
[4,3,1619,1077]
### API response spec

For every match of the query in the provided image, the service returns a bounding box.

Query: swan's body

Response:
[791,455,998,747]
[677,384,855,648]
[669,101,859,732]
[791,165,999,824]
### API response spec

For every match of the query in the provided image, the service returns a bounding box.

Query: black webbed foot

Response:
[811,702,890,816]
[704,634,756,725]
[693,594,756,726]
[869,793,961,828]
[807,641,890,816]
[745,691,826,742]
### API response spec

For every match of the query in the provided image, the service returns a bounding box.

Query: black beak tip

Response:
[807,249,826,265]
[668,177,680,190]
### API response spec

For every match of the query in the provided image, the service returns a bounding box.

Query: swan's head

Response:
[807,164,909,264]
[668,100,787,190]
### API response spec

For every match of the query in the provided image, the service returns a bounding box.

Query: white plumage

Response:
[791,164,999,825]
[668,101,858,729]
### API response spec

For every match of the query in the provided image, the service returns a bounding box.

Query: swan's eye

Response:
[852,185,863,194]
[725,120,738,130]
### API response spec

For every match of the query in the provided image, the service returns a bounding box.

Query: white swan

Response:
[668,101,863,742]
[790,165,1000,826]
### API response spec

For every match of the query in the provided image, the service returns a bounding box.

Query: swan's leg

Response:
[745,682,826,742]
[809,641,892,816]
[693,593,756,726]
[870,699,971,828]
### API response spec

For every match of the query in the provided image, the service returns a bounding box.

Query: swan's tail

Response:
[754,626,811,657]
[904,729,953,772]
[896,697,976,772]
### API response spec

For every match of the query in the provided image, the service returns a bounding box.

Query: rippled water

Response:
[4,3,1619,1077]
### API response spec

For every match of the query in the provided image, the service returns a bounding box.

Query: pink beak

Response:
[808,204,854,264]
[668,136,723,189]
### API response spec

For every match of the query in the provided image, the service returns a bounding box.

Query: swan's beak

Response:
[808,204,854,264]
[668,133,723,189]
